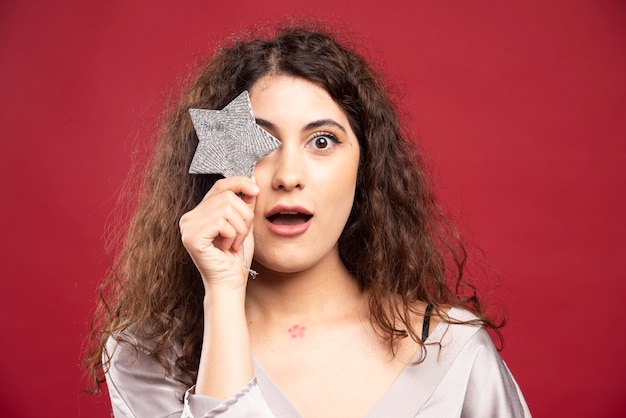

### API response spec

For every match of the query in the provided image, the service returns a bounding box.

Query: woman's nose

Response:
[271,145,306,191]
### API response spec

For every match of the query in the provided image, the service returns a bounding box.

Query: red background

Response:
[1,1,624,416]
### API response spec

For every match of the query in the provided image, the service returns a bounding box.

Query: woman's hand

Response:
[179,176,259,292]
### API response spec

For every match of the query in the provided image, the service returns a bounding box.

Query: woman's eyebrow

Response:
[255,118,346,134]
[255,118,276,131]
[304,119,346,133]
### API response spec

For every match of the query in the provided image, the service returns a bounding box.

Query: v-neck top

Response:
[105,307,531,417]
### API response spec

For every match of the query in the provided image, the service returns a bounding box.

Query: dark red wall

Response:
[1,1,624,416]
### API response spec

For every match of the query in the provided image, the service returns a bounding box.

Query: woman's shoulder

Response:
[104,331,193,417]
[427,306,490,348]
[414,304,480,336]
[104,323,185,379]
[445,306,481,323]
[104,327,194,415]
[418,307,530,417]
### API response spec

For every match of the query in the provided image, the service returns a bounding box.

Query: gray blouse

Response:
[105,307,531,417]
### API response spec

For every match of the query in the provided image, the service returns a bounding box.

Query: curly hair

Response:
[84,22,502,392]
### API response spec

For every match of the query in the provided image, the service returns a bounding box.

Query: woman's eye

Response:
[309,133,339,151]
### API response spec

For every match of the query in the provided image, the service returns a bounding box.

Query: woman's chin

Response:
[251,258,312,277]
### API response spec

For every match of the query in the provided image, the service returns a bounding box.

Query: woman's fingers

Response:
[179,176,258,283]
[193,176,257,250]
[202,176,259,202]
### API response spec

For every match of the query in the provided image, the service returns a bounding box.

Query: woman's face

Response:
[250,75,360,274]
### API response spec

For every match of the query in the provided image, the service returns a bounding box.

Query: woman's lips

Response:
[265,206,313,236]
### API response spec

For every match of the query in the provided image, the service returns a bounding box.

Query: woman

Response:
[85,23,530,417]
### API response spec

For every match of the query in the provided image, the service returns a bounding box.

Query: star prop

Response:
[188,91,281,177]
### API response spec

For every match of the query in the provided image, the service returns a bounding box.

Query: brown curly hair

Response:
[84,21,502,392]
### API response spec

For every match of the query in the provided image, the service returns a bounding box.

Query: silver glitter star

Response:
[188,91,281,177]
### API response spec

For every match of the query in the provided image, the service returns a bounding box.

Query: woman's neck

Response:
[245,254,366,326]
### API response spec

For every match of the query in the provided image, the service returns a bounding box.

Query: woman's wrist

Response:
[203,280,247,304]
[200,266,249,295]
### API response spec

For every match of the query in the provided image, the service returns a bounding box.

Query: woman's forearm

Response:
[195,289,253,399]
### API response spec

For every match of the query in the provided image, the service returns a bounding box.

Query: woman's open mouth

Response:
[265,206,313,236]
[267,211,313,225]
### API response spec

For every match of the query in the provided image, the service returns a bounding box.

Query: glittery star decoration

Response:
[188,91,281,177]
